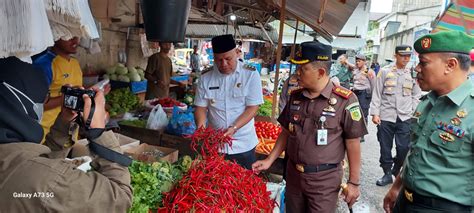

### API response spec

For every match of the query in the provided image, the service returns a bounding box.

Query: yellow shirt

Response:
[34,52,82,141]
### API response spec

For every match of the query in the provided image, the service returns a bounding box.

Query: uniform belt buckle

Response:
[296,164,305,173]
[404,189,413,203]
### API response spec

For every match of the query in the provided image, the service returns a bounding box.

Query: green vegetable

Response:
[128,156,193,212]
[116,65,128,75]
[257,99,272,116]
[106,66,116,74]
[110,74,118,81]
[118,75,131,82]
[119,119,147,128]
[106,88,140,117]
[128,72,141,82]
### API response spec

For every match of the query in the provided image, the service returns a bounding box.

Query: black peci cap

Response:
[211,34,237,54]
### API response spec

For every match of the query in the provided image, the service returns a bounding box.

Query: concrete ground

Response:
[337,120,393,213]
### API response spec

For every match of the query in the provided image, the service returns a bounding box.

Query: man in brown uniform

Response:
[253,41,367,212]
[0,57,132,212]
[145,42,184,100]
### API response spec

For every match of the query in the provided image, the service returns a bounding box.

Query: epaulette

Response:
[243,64,256,71]
[201,66,213,75]
[332,86,352,99]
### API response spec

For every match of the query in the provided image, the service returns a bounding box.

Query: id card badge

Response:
[317,129,328,145]
[317,116,328,145]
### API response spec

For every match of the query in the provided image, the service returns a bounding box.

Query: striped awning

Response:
[433,0,474,34]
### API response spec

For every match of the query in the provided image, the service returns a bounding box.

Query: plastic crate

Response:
[110,80,147,94]
[130,80,147,94]
[170,75,189,82]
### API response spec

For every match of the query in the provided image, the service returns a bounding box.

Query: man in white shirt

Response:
[194,34,264,169]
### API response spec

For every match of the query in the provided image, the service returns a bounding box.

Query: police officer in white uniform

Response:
[370,45,422,186]
[194,34,264,169]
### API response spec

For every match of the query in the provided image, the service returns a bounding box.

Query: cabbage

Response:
[110,74,118,81]
[139,72,145,81]
[106,66,116,74]
[116,66,128,75]
[128,67,138,74]
[129,73,141,82]
[136,68,144,75]
[118,75,130,82]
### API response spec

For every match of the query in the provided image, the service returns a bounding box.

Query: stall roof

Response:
[269,0,362,42]
[185,24,278,41]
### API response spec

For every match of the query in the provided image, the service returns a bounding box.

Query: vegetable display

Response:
[255,121,282,140]
[128,156,192,213]
[104,63,145,82]
[161,127,276,212]
[255,138,285,157]
[119,119,147,128]
[257,99,272,117]
[149,97,186,108]
[106,88,140,117]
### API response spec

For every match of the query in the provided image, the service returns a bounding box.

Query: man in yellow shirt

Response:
[33,37,83,141]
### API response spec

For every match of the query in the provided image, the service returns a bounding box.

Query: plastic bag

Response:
[166,106,196,136]
[146,104,168,130]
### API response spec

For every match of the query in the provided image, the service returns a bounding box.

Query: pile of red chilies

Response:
[160,127,276,212]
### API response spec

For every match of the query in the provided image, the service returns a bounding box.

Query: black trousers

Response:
[225,147,257,170]
[377,118,410,174]
[393,188,472,213]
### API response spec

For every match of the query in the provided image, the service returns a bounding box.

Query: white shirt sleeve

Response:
[245,72,264,106]
[194,77,208,107]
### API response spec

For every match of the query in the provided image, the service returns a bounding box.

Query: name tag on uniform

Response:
[209,86,219,90]
[290,105,300,110]
[317,129,328,145]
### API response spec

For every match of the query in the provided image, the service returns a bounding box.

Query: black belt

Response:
[294,163,338,173]
[352,89,367,93]
[403,188,472,212]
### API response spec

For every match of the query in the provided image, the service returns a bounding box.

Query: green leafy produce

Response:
[106,88,140,117]
[128,156,193,213]
[128,66,138,74]
[257,99,272,116]
[119,119,147,128]
[106,66,116,74]
[110,74,118,81]
[181,94,194,106]
[116,67,128,75]
[128,72,141,82]
[118,74,131,82]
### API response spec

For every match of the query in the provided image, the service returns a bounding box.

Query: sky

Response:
[370,0,393,13]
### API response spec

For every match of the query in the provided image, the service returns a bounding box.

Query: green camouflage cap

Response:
[414,31,474,55]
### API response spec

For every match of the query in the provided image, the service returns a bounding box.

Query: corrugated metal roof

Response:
[271,0,361,42]
[185,24,278,41]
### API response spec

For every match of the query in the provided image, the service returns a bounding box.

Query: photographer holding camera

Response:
[0,57,132,212]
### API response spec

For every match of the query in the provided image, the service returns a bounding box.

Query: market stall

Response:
[1,0,361,212]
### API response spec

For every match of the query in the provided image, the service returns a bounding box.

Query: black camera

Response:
[61,86,96,112]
